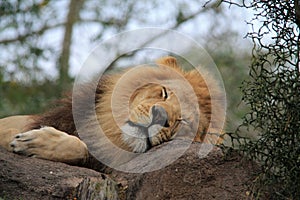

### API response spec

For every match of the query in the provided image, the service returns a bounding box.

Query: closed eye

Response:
[161,87,168,99]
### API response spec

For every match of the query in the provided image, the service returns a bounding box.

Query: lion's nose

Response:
[151,105,170,127]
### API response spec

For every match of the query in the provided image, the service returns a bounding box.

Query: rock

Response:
[112,141,258,200]
[0,146,118,200]
[0,141,258,200]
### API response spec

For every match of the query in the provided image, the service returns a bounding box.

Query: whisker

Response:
[176,118,188,125]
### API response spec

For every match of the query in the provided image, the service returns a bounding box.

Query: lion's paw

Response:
[10,128,44,156]
[10,127,88,164]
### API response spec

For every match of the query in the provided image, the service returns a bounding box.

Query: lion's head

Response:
[120,82,184,152]
[95,57,204,153]
[85,56,225,155]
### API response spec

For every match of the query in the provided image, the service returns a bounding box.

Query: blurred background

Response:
[0,0,253,133]
[2,1,298,197]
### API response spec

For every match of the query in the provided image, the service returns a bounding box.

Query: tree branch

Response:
[107,4,215,70]
[0,23,64,45]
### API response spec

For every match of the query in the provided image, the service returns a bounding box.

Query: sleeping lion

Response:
[0,56,225,168]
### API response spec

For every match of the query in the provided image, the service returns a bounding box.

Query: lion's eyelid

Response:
[162,87,168,99]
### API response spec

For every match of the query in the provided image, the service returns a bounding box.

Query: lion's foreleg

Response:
[0,128,20,151]
[10,127,89,165]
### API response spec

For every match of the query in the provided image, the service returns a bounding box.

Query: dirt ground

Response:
[0,142,259,200]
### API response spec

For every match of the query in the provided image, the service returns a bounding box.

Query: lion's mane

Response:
[30,57,225,155]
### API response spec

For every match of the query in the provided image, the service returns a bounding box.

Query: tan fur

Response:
[0,115,34,150]
[10,127,88,164]
[0,56,225,165]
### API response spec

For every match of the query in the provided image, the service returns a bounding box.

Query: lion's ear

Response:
[156,56,180,69]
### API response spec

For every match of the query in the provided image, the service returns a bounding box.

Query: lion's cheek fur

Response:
[96,91,150,153]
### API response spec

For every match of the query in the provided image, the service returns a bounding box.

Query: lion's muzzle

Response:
[121,104,180,153]
[150,105,169,128]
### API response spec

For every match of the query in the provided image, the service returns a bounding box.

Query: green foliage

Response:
[0,80,61,118]
[0,0,53,81]
[224,1,300,199]
[211,49,250,132]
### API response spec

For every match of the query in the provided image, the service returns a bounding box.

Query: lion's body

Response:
[0,57,225,166]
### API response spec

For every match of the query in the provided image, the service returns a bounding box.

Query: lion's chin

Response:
[121,122,168,153]
[121,123,150,153]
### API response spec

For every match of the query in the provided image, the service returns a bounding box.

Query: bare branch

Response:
[221,0,248,8]
[0,23,64,44]
[173,1,217,29]
[108,4,216,70]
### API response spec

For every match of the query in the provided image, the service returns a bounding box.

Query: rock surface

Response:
[0,146,118,200]
[0,141,258,200]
